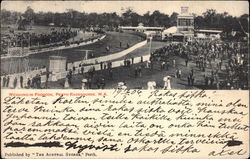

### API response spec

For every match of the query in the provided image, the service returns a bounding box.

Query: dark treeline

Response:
[1,7,249,35]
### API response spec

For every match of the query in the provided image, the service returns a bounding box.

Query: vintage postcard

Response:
[1,1,249,158]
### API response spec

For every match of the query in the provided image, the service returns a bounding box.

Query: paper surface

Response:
[1,89,249,158]
[1,1,249,159]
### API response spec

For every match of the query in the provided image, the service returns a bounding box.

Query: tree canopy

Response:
[1,6,249,35]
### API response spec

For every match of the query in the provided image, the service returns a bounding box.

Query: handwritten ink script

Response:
[1,90,249,158]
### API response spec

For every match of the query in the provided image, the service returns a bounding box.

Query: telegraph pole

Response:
[149,36,152,54]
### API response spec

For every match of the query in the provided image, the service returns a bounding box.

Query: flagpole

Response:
[149,36,152,54]
[86,50,88,60]
[29,35,31,49]
[7,40,10,55]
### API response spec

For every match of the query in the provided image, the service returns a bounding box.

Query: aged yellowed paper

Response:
[1,1,249,159]
[1,90,249,158]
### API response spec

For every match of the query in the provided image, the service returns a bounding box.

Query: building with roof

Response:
[119,23,164,39]
[195,29,222,40]
[162,7,195,41]
[161,26,178,40]
[119,23,164,32]
[175,6,194,41]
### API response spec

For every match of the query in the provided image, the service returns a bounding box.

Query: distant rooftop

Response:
[119,24,164,30]
[178,6,193,17]
[196,29,223,33]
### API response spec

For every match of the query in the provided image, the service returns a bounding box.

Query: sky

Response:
[1,1,249,17]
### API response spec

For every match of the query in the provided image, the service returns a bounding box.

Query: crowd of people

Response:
[1,28,78,53]
[1,29,248,90]
[62,60,116,89]
[1,73,44,89]
[149,39,249,89]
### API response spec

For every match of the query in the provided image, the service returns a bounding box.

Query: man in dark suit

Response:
[6,76,10,88]
[13,77,17,88]
[2,76,6,87]
[20,75,23,88]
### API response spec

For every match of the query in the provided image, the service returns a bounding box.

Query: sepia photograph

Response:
[1,1,249,159]
[1,1,249,90]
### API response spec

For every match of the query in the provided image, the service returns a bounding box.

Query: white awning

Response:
[196,33,206,38]
[162,26,178,34]
[196,29,222,33]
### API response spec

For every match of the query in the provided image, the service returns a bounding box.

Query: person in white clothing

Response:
[167,78,171,89]
[118,82,127,90]
[15,76,21,89]
[81,79,87,89]
[163,76,171,90]
[173,59,176,67]
[145,61,149,68]
[152,81,156,89]
[121,85,127,90]
[147,81,156,90]
[163,76,168,89]
[64,77,70,88]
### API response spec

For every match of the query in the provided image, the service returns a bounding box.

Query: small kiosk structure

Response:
[49,56,67,73]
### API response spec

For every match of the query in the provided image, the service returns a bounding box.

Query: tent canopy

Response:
[196,33,206,38]
[162,26,178,34]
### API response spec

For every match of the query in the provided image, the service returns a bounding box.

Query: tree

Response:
[1,7,247,39]
[121,7,137,26]
[148,10,170,27]
[1,9,21,25]
[202,9,217,28]
[23,6,35,22]
[170,12,178,26]
[141,11,150,26]
[194,16,205,29]
[1,9,12,24]
[238,14,249,34]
